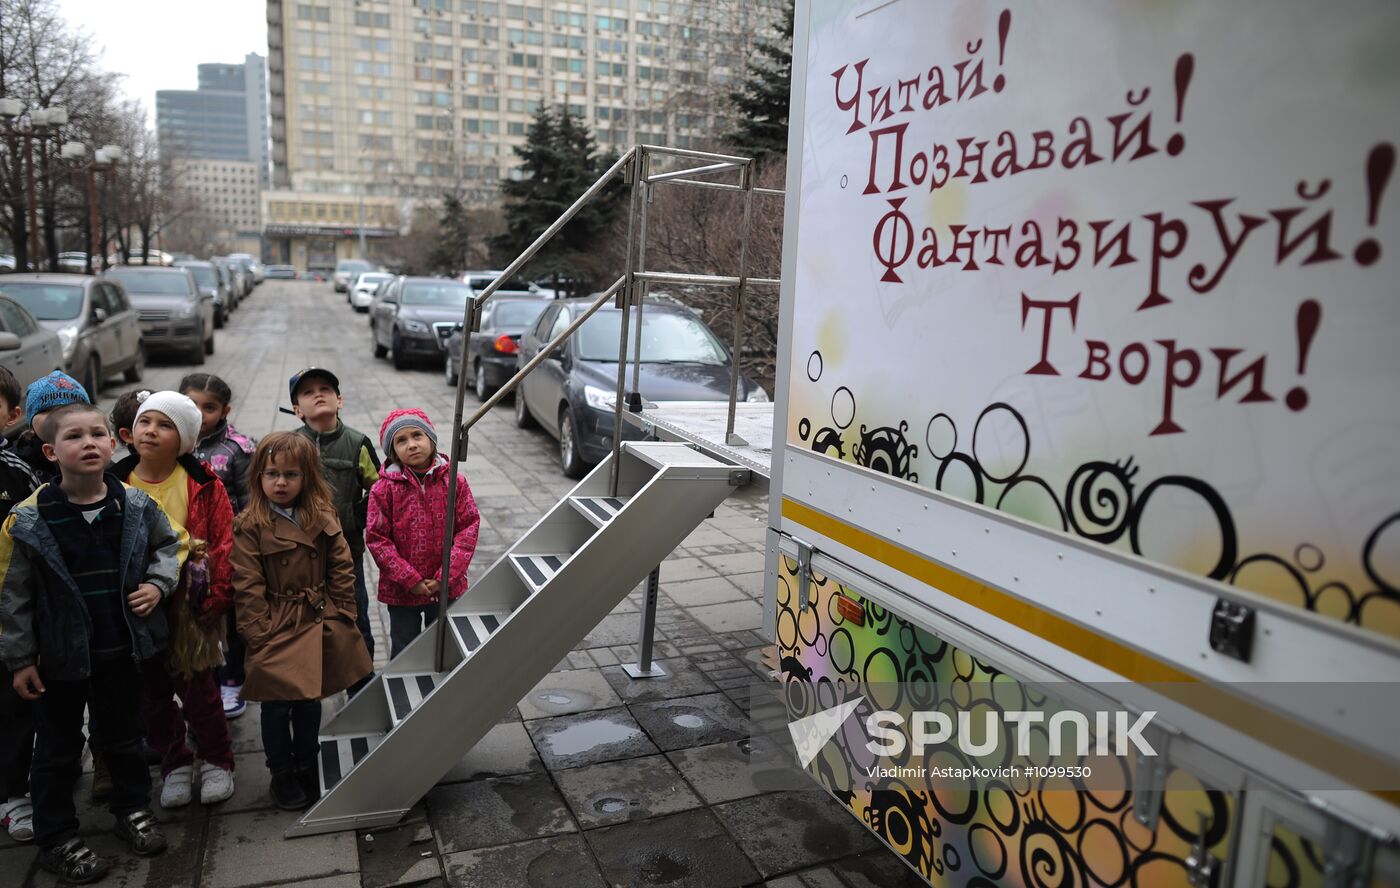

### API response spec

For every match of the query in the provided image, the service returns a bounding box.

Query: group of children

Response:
[0,365,479,883]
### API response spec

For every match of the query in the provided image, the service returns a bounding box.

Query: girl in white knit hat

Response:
[111,391,239,809]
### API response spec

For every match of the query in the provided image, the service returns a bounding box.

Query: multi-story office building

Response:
[172,159,265,256]
[264,0,782,267]
[157,53,272,188]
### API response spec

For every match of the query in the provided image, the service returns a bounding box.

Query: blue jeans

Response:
[348,554,374,695]
[388,605,439,659]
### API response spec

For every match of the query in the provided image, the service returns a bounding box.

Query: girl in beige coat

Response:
[231,433,371,810]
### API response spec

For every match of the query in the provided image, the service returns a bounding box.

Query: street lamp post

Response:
[59,142,124,274]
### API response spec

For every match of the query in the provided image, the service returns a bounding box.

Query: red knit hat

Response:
[380,408,438,456]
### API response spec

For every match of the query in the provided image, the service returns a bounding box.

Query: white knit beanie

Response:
[134,390,202,456]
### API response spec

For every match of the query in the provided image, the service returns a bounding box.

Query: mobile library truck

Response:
[764,1,1400,884]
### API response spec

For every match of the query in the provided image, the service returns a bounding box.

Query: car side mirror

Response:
[92,306,109,324]
[0,332,20,351]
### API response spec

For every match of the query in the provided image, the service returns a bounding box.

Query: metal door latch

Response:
[1131,720,1173,830]
[1321,814,1377,888]
[795,539,815,613]
[1209,598,1255,661]
[1184,812,1220,887]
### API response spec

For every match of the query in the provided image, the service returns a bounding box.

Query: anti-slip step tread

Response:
[570,496,628,526]
[509,553,568,590]
[451,612,508,653]
[385,673,443,724]
[318,734,382,792]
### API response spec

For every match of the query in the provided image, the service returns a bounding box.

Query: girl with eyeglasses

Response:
[230,432,371,810]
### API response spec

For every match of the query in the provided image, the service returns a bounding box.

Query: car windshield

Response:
[360,273,392,285]
[468,275,532,292]
[0,282,84,320]
[184,265,218,288]
[491,301,548,328]
[105,271,190,295]
[577,310,728,364]
[337,260,372,273]
[402,281,471,306]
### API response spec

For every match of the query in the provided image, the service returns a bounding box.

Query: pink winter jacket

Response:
[365,456,481,606]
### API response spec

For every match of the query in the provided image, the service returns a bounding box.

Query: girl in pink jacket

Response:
[365,409,481,657]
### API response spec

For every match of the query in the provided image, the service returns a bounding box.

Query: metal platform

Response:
[622,401,774,484]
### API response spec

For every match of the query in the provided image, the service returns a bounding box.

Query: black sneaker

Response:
[270,770,310,811]
[38,837,112,884]
[296,765,321,803]
[113,809,167,857]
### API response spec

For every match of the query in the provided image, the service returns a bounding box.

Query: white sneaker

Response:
[159,765,194,808]
[1,796,33,842]
[199,762,235,805]
[220,682,246,719]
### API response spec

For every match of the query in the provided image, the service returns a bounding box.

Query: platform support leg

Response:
[623,565,667,678]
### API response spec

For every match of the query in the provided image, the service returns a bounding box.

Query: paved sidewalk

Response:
[0,281,915,888]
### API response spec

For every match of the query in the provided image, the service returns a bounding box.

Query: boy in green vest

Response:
[288,369,380,693]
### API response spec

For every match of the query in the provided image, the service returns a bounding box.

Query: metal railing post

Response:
[435,294,478,672]
[609,148,646,497]
[628,159,654,411]
[623,565,665,678]
[726,161,757,446]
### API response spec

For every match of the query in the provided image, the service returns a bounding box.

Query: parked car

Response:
[228,253,265,284]
[514,297,767,477]
[56,252,91,274]
[349,272,392,312]
[107,250,172,267]
[103,265,215,364]
[0,273,145,395]
[0,255,15,273]
[174,260,231,327]
[266,264,298,279]
[334,259,374,293]
[210,259,240,310]
[369,276,473,370]
[461,270,543,299]
[0,292,65,394]
[444,297,549,398]
[217,257,251,298]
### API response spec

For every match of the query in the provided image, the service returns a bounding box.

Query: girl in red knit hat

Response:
[365,409,481,657]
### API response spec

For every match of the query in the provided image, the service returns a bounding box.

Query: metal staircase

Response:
[287,442,747,837]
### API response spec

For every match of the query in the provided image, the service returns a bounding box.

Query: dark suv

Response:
[369,276,474,370]
[514,297,767,477]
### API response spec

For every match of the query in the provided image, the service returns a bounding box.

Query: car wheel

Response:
[391,333,409,370]
[124,346,145,383]
[205,331,215,355]
[445,354,458,387]
[191,329,207,365]
[214,306,226,329]
[514,388,536,429]
[83,356,101,399]
[372,322,388,359]
[474,361,493,401]
[558,409,588,479]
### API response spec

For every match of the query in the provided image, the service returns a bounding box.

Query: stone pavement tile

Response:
[0,844,35,882]
[765,869,846,888]
[227,702,266,754]
[201,809,359,888]
[517,668,624,720]
[600,659,718,703]
[659,556,715,582]
[630,693,754,752]
[553,754,704,829]
[440,720,544,783]
[588,647,620,667]
[666,736,809,805]
[579,613,639,648]
[700,551,767,576]
[712,790,881,878]
[216,751,276,814]
[662,576,748,608]
[825,849,931,887]
[585,809,760,888]
[687,600,764,634]
[442,834,607,888]
[427,772,576,854]
[25,819,200,888]
[682,527,742,548]
[357,820,442,888]
[261,877,363,888]
[524,707,659,770]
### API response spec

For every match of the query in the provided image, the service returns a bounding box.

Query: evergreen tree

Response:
[492,104,621,295]
[726,0,794,166]
[427,192,471,275]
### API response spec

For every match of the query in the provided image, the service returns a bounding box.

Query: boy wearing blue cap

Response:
[14,371,92,483]
[288,368,380,691]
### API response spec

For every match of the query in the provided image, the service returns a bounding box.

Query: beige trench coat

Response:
[231,506,371,701]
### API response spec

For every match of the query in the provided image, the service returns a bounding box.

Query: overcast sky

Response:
[56,0,268,119]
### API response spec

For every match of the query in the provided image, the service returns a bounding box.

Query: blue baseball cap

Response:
[288,367,340,405]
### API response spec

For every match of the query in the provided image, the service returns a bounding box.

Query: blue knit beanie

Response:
[25,370,91,419]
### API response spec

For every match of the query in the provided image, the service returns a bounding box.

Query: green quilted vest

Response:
[296,420,371,551]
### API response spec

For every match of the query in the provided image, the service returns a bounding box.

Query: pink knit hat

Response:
[380,408,437,457]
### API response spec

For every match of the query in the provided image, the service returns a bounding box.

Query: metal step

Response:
[451,611,507,655]
[569,495,629,528]
[318,734,383,794]
[384,673,444,726]
[509,553,568,592]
